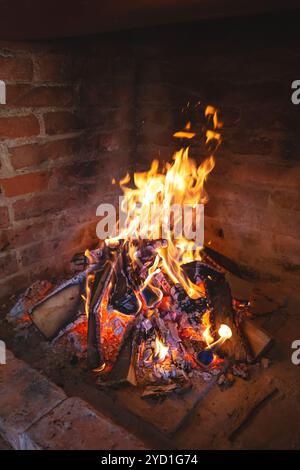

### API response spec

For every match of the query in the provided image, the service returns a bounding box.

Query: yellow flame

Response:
[205,105,223,129]
[142,255,163,305]
[202,310,214,346]
[109,105,220,300]
[173,130,196,139]
[84,249,95,318]
[154,337,169,362]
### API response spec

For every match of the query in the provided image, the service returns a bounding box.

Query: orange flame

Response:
[109,106,221,300]
[111,146,216,298]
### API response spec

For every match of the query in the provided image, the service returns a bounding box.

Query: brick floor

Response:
[0,350,66,449]
[25,397,146,450]
[0,349,146,450]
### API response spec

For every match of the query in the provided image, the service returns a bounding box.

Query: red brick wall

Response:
[1,13,300,308]
[81,16,300,307]
[0,41,97,299]
[124,17,300,307]
[0,37,137,300]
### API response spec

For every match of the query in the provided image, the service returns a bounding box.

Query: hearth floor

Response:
[1,297,300,450]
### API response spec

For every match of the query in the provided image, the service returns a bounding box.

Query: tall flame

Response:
[109,106,221,300]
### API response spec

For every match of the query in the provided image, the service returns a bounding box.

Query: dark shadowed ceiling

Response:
[0,0,299,40]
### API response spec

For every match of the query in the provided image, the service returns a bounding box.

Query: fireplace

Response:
[1,5,300,452]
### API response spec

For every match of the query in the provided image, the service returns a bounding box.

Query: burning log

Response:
[109,251,140,315]
[29,276,85,340]
[201,271,250,361]
[241,319,273,360]
[99,333,137,387]
[87,245,121,369]
[202,245,256,280]
[28,248,105,340]
[182,260,251,362]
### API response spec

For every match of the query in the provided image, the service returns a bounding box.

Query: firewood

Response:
[226,273,254,300]
[87,262,115,368]
[202,246,257,281]
[30,284,83,339]
[8,280,53,322]
[109,251,140,315]
[242,319,273,359]
[101,334,137,387]
[205,274,250,362]
[87,247,122,368]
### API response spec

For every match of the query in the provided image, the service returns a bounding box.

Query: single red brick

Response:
[20,237,76,267]
[0,57,33,81]
[13,193,58,221]
[5,85,74,108]
[10,137,81,170]
[44,112,81,135]
[0,221,53,252]
[0,350,66,449]
[0,115,40,140]
[0,172,48,197]
[35,54,74,82]
[0,206,10,228]
[25,397,146,450]
[13,189,79,221]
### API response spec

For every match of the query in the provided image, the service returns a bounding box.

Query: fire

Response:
[109,106,220,300]
[154,337,169,363]
[173,121,196,139]
[205,323,233,351]
[85,104,232,379]
[83,249,95,317]
[218,324,232,340]
[202,310,214,346]
[108,105,222,300]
